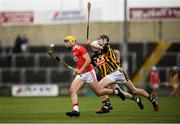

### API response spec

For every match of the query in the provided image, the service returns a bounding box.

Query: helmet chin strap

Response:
[72,44,77,51]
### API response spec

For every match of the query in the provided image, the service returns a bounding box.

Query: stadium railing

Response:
[0,52,179,86]
[0,52,138,86]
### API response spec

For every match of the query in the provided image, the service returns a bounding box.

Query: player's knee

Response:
[94,90,103,96]
[131,88,139,94]
[98,83,105,88]
[69,87,77,94]
[98,80,110,88]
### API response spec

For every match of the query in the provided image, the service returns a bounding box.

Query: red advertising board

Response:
[0,11,34,26]
[129,7,180,20]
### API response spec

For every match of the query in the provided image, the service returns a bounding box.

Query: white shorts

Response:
[75,69,97,83]
[105,70,129,84]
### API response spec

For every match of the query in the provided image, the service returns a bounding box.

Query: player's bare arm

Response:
[114,49,120,63]
[75,53,91,74]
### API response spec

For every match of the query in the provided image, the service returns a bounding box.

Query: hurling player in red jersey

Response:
[63,35,125,117]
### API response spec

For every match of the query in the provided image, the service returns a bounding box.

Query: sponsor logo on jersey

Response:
[96,60,105,66]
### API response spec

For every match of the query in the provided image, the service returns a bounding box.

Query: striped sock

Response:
[112,89,118,95]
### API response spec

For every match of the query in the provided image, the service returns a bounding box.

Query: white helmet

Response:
[90,40,100,52]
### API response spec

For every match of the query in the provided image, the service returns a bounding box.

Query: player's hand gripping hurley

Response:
[48,50,75,72]
[48,44,80,76]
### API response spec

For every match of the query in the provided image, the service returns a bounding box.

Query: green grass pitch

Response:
[0,96,180,123]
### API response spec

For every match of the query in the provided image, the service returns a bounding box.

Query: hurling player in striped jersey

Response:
[87,34,159,112]
[90,37,144,114]
[89,36,144,114]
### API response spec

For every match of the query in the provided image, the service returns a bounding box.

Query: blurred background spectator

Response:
[13,35,22,53]
[13,34,29,53]
[150,66,160,97]
[169,66,180,97]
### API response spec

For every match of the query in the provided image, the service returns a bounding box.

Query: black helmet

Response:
[98,34,109,42]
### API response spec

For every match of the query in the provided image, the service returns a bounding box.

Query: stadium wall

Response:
[1,21,180,46]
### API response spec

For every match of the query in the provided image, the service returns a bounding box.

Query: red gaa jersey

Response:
[150,71,160,85]
[72,45,93,73]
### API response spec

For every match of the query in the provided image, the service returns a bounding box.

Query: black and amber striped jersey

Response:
[100,44,120,73]
[91,44,120,78]
[91,51,108,78]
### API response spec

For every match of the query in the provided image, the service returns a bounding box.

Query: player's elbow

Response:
[88,58,91,64]
[86,57,91,65]
[115,50,120,55]
[84,54,91,65]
